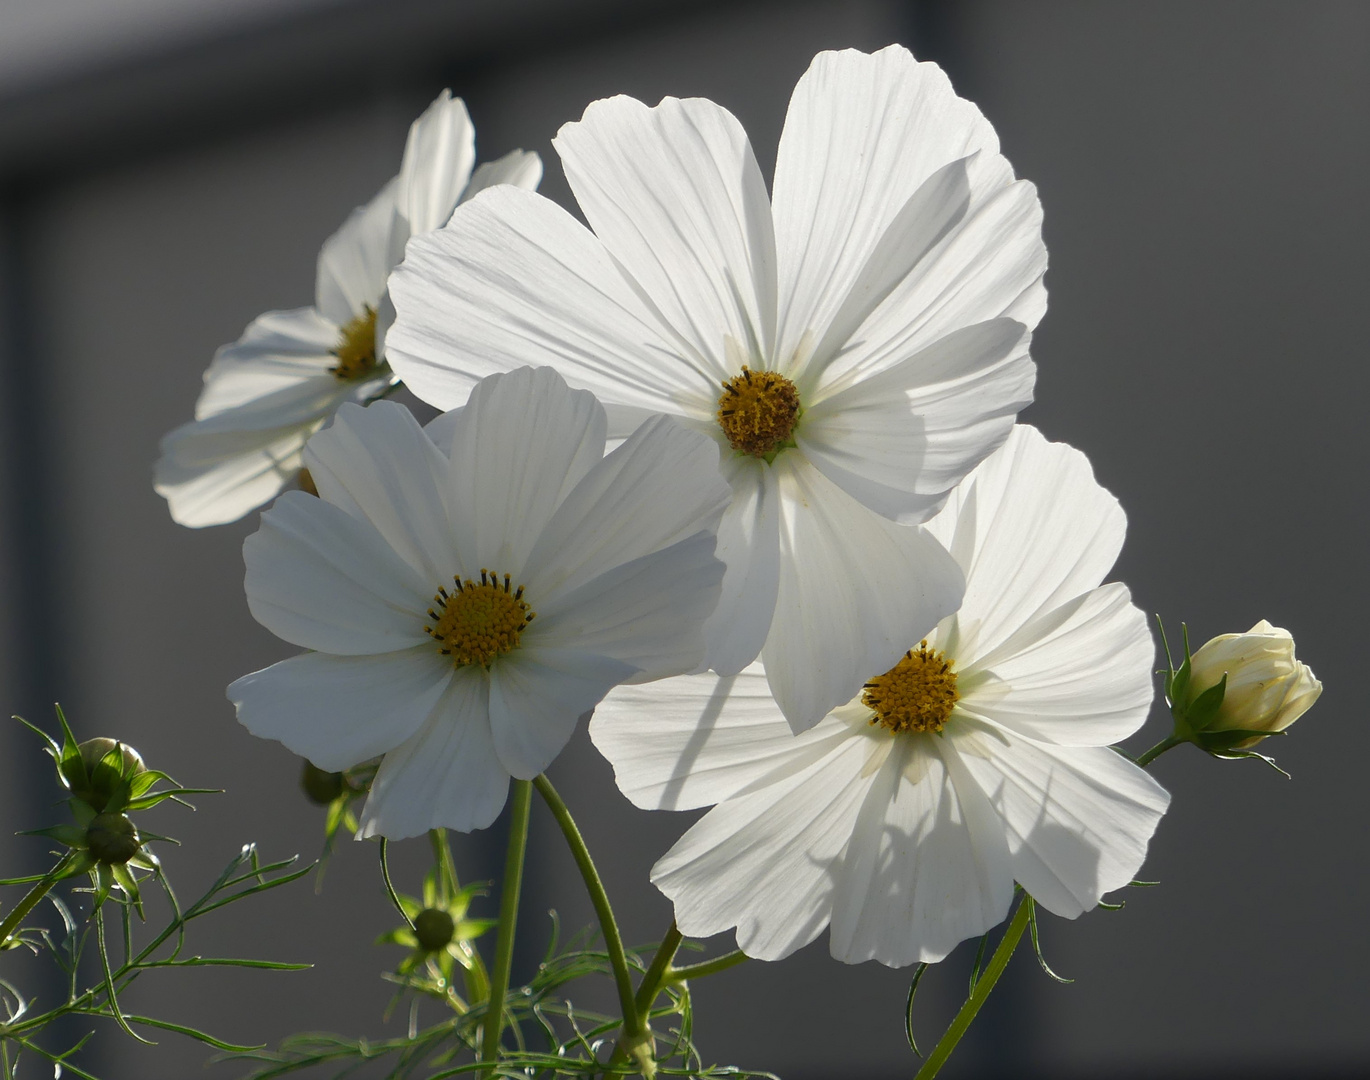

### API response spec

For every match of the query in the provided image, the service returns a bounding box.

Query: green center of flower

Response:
[330,306,378,381]
[424,570,535,668]
[863,642,959,735]
[86,812,141,865]
[717,367,801,457]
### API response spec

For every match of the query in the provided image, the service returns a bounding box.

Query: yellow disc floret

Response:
[330,306,378,381]
[424,570,534,668]
[863,641,959,735]
[717,366,801,457]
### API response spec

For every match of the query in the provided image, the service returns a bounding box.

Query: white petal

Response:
[487,647,636,779]
[359,669,510,837]
[962,582,1155,746]
[651,728,876,961]
[762,454,965,732]
[391,90,476,255]
[315,178,398,326]
[923,425,1129,664]
[155,414,320,528]
[798,318,1032,522]
[554,94,777,372]
[808,179,1047,395]
[772,45,1015,371]
[947,717,1170,917]
[700,456,782,675]
[194,307,340,419]
[244,491,432,654]
[591,663,849,811]
[445,366,607,575]
[829,735,1014,966]
[531,531,723,682]
[388,186,707,416]
[229,646,451,772]
[522,414,728,600]
[303,400,458,584]
[458,149,543,203]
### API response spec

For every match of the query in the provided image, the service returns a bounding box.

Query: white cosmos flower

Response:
[228,366,731,838]
[155,91,542,528]
[385,45,1047,732]
[589,426,1170,967]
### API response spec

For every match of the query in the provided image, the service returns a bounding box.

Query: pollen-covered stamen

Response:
[863,641,959,735]
[424,569,534,668]
[717,366,801,457]
[330,305,378,381]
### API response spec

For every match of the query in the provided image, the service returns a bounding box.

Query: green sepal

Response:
[1183,673,1228,731]
[1196,727,1285,752]
[23,823,88,849]
[111,862,144,918]
[454,917,497,943]
[375,927,419,948]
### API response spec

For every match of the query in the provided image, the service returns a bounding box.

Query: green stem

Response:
[666,949,748,984]
[428,828,461,901]
[634,922,684,1016]
[481,779,532,1066]
[532,775,640,1041]
[1134,734,1184,768]
[913,894,1032,1080]
[0,853,73,946]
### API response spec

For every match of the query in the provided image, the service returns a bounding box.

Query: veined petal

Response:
[772,45,1014,372]
[651,729,876,961]
[244,492,432,654]
[487,647,636,779]
[229,646,451,772]
[155,413,321,528]
[359,670,509,837]
[947,717,1170,917]
[445,366,607,575]
[591,663,850,811]
[700,455,782,675]
[829,735,1014,966]
[923,425,1129,663]
[522,414,728,600]
[195,308,340,419]
[962,582,1155,746]
[303,400,459,584]
[763,454,964,732]
[810,179,1047,396]
[315,178,398,326]
[458,149,543,204]
[387,186,712,416]
[390,90,476,259]
[554,94,777,372]
[798,318,1032,523]
[530,531,723,682]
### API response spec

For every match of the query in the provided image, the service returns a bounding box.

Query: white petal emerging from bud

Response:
[1186,621,1322,748]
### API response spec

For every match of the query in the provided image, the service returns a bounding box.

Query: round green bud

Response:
[300,761,345,805]
[86,813,141,865]
[413,907,456,951]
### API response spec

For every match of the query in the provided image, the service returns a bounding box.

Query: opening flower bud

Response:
[1184,620,1322,748]
[86,812,141,865]
[64,738,147,813]
[413,907,456,951]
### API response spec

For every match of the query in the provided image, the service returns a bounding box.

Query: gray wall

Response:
[0,1,1365,1077]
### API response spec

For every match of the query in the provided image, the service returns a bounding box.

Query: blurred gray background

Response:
[0,0,1366,1076]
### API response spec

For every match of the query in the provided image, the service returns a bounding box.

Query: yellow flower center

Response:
[330,306,378,381]
[717,366,801,457]
[863,641,959,735]
[424,570,535,668]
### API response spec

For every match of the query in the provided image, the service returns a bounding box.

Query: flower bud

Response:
[1184,620,1322,748]
[62,738,147,812]
[86,812,141,864]
[413,907,456,951]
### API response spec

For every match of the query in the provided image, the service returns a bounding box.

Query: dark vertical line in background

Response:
[0,186,81,1059]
